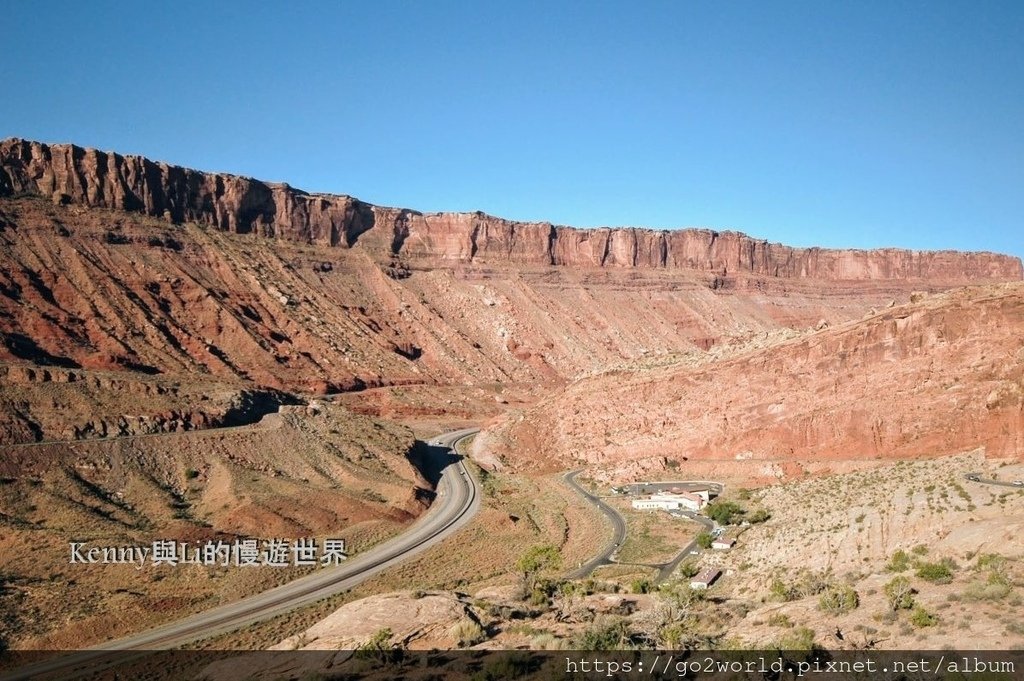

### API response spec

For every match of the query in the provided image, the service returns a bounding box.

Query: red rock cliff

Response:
[3,138,1021,282]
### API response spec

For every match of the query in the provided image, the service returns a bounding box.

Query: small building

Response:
[632,494,681,511]
[690,568,721,590]
[677,491,707,511]
[632,492,707,512]
[688,487,712,502]
[711,536,736,550]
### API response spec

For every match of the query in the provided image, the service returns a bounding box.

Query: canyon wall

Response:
[3,138,1021,282]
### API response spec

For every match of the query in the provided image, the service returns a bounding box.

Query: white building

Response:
[631,492,707,512]
[711,536,736,550]
[690,568,721,590]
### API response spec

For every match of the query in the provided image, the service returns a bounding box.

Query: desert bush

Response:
[910,606,938,628]
[631,577,653,594]
[516,544,561,598]
[769,578,797,602]
[818,584,859,614]
[531,633,570,650]
[884,576,915,611]
[886,550,910,573]
[915,559,955,584]
[748,508,771,523]
[571,618,628,651]
[962,572,1013,602]
[678,560,699,579]
[776,626,818,651]
[450,618,486,648]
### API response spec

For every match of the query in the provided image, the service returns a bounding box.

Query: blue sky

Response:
[3,1,1022,258]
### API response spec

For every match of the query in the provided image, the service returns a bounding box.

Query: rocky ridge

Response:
[3,138,1020,281]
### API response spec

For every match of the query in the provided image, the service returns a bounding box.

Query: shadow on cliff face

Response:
[346,200,377,248]
[220,389,305,427]
[407,440,460,490]
[1,333,81,369]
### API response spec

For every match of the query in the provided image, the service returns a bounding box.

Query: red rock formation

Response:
[481,283,1024,470]
[3,138,1020,282]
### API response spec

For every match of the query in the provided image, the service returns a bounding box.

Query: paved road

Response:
[563,470,627,578]
[4,428,480,681]
[964,472,1024,490]
[563,471,721,583]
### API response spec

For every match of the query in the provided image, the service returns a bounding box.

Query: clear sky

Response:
[2,1,1022,258]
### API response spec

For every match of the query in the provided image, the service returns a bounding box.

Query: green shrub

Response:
[910,606,938,628]
[777,626,817,651]
[818,584,859,614]
[696,531,713,549]
[884,576,915,611]
[886,550,910,573]
[631,577,652,594]
[769,578,796,603]
[915,559,955,584]
[571,619,628,651]
[706,500,745,525]
[678,560,699,579]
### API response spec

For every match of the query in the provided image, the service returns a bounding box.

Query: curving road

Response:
[563,470,627,578]
[4,428,480,681]
[564,471,723,583]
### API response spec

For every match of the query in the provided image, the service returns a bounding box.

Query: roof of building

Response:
[691,568,722,584]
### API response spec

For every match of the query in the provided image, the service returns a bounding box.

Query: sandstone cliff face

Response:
[3,138,1020,282]
[480,283,1024,470]
[0,138,375,247]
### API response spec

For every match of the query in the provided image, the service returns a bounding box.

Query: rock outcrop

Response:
[480,283,1024,470]
[3,138,1020,282]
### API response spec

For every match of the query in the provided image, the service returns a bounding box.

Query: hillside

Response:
[478,283,1024,472]
[1,139,1020,446]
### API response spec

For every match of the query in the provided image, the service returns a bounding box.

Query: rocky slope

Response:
[3,138,1021,279]
[478,283,1024,471]
[1,139,1021,445]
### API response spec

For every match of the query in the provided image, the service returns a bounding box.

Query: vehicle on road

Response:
[967,475,980,481]
[1013,480,1023,486]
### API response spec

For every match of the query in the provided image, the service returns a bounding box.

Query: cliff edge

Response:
[2,137,1021,282]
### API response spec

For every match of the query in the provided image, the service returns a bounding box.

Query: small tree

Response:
[884,576,915,611]
[696,531,713,549]
[705,500,745,525]
[516,544,561,599]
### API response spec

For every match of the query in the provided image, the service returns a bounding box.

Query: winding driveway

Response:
[563,471,723,583]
